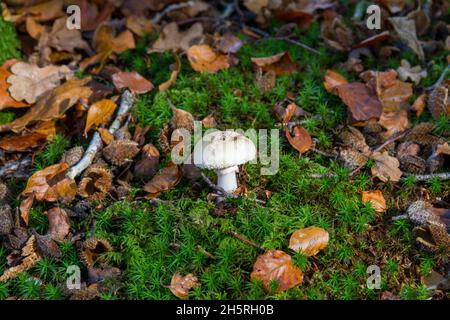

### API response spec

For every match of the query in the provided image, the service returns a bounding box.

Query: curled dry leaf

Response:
[361,190,387,213]
[336,83,382,122]
[7,62,72,104]
[250,250,303,293]
[152,22,203,52]
[159,53,181,92]
[170,106,195,132]
[0,121,56,152]
[388,17,425,61]
[102,139,140,166]
[251,52,297,76]
[80,237,112,267]
[215,32,244,54]
[0,64,29,110]
[0,77,92,133]
[187,45,231,73]
[46,208,71,242]
[323,69,348,93]
[75,0,114,31]
[170,273,199,299]
[284,126,312,155]
[134,144,160,180]
[410,93,427,117]
[98,128,114,145]
[143,162,182,197]
[370,151,402,182]
[15,0,65,22]
[85,99,117,136]
[112,71,153,94]
[201,114,217,128]
[288,226,329,256]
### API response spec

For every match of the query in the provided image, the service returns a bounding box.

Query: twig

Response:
[278,37,321,55]
[197,245,216,259]
[152,1,195,24]
[225,230,264,251]
[392,214,408,221]
[405,172,450,182]
[66,91,135,180]
[310,147,338,159]
[0,158,32,180]
[309,173,338,179]
[426,64,450,91]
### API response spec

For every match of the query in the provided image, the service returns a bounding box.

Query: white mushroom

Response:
[193,131,257,193]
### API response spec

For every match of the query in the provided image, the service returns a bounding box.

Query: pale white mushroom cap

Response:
[193,131,257,170]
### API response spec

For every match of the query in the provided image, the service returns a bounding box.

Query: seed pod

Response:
[0,205,13,235]
[428,83,449,119]
[102,139,140,166]
[406,201,446,227]
[60,146,84,167]
[414,224,450,253]
[399,155,426,174]
[78,164,113,201]
[80,238,112,267]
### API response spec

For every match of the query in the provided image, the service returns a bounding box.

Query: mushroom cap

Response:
[193,130,257,169]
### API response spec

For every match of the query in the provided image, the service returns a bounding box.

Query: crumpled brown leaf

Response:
[284,126,312,155]
[336,82,382,122]
[143,162,182,198]
[361,190,387,213]
[0,121,56,152]
[396,59,427,85]
[7,62,73,104]
[323,69,348,93]
[251,52,297,76]
[288,226,329,256]
[170,273,199,299]
[46,207,71,242]
[389,17,425,61]
[187,45,231,73]
[75,0,114,31]
[0,77,92,133]
[84,99,117,136]
[0,62,29,110]
[112,71,153,94]
[250,250,303,292]
[16,0,64,22]
[152,22,203,52]
[134,144,160,180]
[371,151,402,182]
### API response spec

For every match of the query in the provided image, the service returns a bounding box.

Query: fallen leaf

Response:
[361,190,387,213]
[170,106,195,132]
[152,22,203,52]
[0,78,92,133]
[126,15,154,37]
[251,52,297,76]
[288,226,329,256]
[46,208,71,241]
[17,0,64,22]
[170,273,199,299]
[397,60,427,85]
[98,128,114,145]
[7,62,73,104]
[85,99,116,136]
[134,144,160,180]
[370,151,402,182]
[354,31,390,49]
[0,64,29,110]
[323,70,348,93]
[112,71,153,94]
[336,83,383,122]
[378,108,409,137]
[255,69,276,92]
[321,11,354,52]
[389,17,425,61]
[143,162,182,197]
[201,114,217,128]
[159,53,181,91]
[75,0,113,31]
[0,121,56,152]
[19,195,34,226]
[187,45,230,73]
[250,250,303,292]
[284,126,312,154]
[410,93,427,117]
[215,32,244,54]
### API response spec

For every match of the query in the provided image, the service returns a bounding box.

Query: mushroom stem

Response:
[216,166,238,193]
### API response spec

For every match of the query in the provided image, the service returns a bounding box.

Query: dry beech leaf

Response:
[170,273,199,299]
[19,195,34,226]
[98,128,114,145]
[215,32,244,54]
[323,69,348,93]
[75,0,114,31]
[0,121,56,152]
[46,208,71,242]
[388,17,424,61]
[17,0,64,22]
[411,93,427,117]
[126,15,154,37]
[134,144,160,180]
[112,71,153,94]
[201,114,217,128]
[251,52,297,76]
[255,70,276,93]
[187,45,230,73]
[0,78,92,133]
[361,190,387,213]
[7,62,72,104]
[103,139,140,166]
[250,250,303,293]
[288,226,329,256]
[284,126,312,154]
[397,60,427,85]
[336,83,382,122]
[85,99,117,136]
[159,53,181,92]
[22,163,77,202]
[0,64,29,110]
[171,106,195,132]
[143,162,182,197]
[152,22,203,52]
[354,31,390,49]
[370,151,402,182]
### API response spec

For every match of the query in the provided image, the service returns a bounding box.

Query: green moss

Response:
[0,16,20,64]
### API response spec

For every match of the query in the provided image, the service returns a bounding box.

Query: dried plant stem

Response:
[225,230,264,251]
[426,64,450,91]
[406,172,450,182]
[66,91,135,180]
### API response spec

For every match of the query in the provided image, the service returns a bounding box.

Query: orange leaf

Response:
[251,52,297,76]
[143,162,182,196]
[336,83,383,122]
[159,53,181,92]
[0,66,29,110]
[84,99,117,136]
[323,70,348,93]
[169,273,199,299]
[187,45,230,73]
[112,71,153,94]
[361,190,387,213]
[288,226,329,256]
[250,250,303,292]
[284,126,312,154]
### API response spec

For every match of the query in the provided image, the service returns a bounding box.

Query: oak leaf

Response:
[0,63,29,110]
[112,71,153,94]
[370,151,402,182]
[361,190,387,213]
[152,22,203,52]
[288,226,329,256]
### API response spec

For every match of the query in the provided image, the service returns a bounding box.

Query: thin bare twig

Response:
[225,230,264,251]
[426,64,450,91]
[310,147,338,159]
[0,158,32,180]
[405,172,450,182]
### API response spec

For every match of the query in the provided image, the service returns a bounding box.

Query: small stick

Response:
[225,230,264,251]
[309,173,338,178]
[405,172,450,182]
[310,147,338,159]
[426,64,450,91]
[278,37,321,55]
[197,245,216,259]
[66,91,135,180]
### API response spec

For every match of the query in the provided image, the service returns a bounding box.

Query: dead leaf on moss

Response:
[250,250,303,292]
[215,32,244,54]
[75,0,113,31]
[284,126,312,155]
[134,144,160,180]
[388,17,425,61]
[397,60,427,85]
[251,52,297,76]
[143,162,182,197]
[323,69,348,93]
[170,273,199,299]
[152,22,203,52]
[336,83,382,122]
[0,236,40,282]
[411,93,427,117]
[159,53,181,92]
[361,190,387,213]
[47,207,71,242]
[85,99,117,136]
[288,226,329,256]
[371,151,402,182]
[126,15,154,37]
[0,63,29,110]
[16,0,64,22]
[112,71,153,94]
[187,44,231,73]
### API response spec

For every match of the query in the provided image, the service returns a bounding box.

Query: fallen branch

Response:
[66,91,135,180]
[0,157,32,180]
[405,172,450,182]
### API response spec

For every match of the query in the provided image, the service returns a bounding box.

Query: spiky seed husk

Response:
[78,164,113,201]
[60,146,84,167]
[428,84,449,119]
[102,139,140,166]
[0,182,8,204]
[0,205,13,235]
[399,155,426,174]
[406,201,445,227]
[79,238,112,267]
[338,146,369,169]
[158,124,171,154]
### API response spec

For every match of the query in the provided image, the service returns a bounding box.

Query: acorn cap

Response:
[193,131,256,170]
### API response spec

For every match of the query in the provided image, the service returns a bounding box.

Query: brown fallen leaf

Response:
[255,69,276,92]
[0,78,92,133]
[336,83,382,122]
[354,31,390,49]
[7,62,73,104]
[388,17,425,61]
[187,45,231,73]
[321,11,354,52]
[84,99,117,136]
[75,0,113,31]
[323,69,348,93]
[98,128,114,145]
[251,52,297,76]
[215,32,244,54]
[16,0,64,22]
[284,126,312,154]
[288,226,329,256]
[126,15,155,37]
[250,250,303,292]
[380,0,405,14]
[201,114,217,128]
[170,273,199,299]
[152,22,203,52]
[170,105,195,132]
[112,71,153,94]
[143,162,182,197]
[410,93,427,117]
[370,151,402,182]
[397,60,427,85]
[134,144,160,180]
[0,63,29,110]
[0,121,56,152]
[159,53,181,92]
[361,190,387,213]
[46,208,71,242]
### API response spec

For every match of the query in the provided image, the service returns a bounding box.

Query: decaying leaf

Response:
[187,44,231,73]
[250,250,303,292]
[143,162,182,197]
[201,114,217,128]
[251,52,297,76]
[46,207,71,242]
[396,60,427,85]
[159,53,181,92]
[152,22,203,52]
[255,69,276,92]
[410,93,427,117]
[288,226,329,256]
[126,15,154,37]
[112,71,153,94]
[336,82,382,122]
[98,128,114,145]
[102,139,140,166]
[170,273,199,299]
[134,144,160,180]
[323,69,348,93]
[0,121,56,152]
[170,106,195,132]
[0,205,13,236]
[84,99,117,136]
[215,32,244,54]
[388,17,425,61]
[7,62,72,104]
[284,126,312,154]
[371,151,402,182]
[361,190,387,213]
